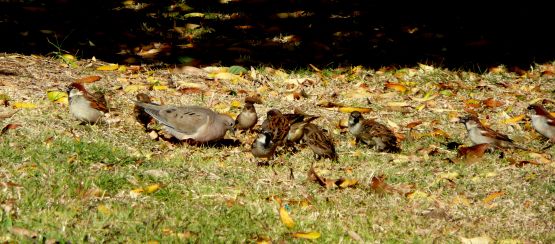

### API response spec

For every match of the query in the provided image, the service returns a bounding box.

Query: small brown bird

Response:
[261,109,290,146]
[235,102,258,131]
[286,115,320,145]
[348,111,400,153]
[251,131,277,161]
[134,93,154,129]
[68,82,108,124]
[302,123,338,161]
[459,115,525,150]
[528,103,555,143]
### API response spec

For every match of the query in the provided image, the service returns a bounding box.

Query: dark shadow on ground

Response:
[2,0,554,71]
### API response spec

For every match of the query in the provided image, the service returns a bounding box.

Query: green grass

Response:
[0,55,554,242]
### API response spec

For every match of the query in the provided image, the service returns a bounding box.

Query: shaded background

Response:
[2,0,554,70]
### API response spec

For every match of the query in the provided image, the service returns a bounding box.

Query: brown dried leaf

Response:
[482,98,504,108]
[1,123,20,135]
[179,87,204,94]
[0,110,18,122]
[457,143,489,160]
[370,175,391,194]
[385,82,407,92]
[75,75,101,83]
[406,120,423,129]
[9,227,39,238]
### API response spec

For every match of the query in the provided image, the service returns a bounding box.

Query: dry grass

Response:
[0,53,554,243]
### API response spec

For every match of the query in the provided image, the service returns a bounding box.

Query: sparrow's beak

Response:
[458,117,468,123]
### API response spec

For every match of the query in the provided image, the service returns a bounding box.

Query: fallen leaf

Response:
[292,231,321,240]
[0,110,18,121]
[457,143,489,160]
[124,84,148,93]
[460,236,493,244]
[482,98,504,108]
[482,191,504,205]
[75,75,101,83]
[385,82,407,92]
[279,204,295,228]
[230,100,242,108]
[370,175,393,194]
[9,227,39,238]
[1,123,20,135]
[96,64,119,71]
[406,120,423,129]
[152,85,168,91]
[12,102,37,109]
[46,91,68,104]
[502,114,525,124]
[464,99,481,108]
[338,106,372,113]
[336,178,358,188]
[97,204,112,215]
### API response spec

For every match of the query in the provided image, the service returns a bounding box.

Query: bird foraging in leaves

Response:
[235,102,258,131]
[527,103,555,142]
[458,115,525,150]
[68,82,108,124]
[261,109,290,146]
[251,131,277,161]
[302,123,338,161]
[134,93,154,129]
[133,101,235,143]
[348,111,400,153]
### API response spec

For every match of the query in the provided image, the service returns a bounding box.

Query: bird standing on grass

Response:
[348,111,401,153]
[458,115,525,150]
[302,123,338,161]
[68,82,108,124]
[133,101,235,143]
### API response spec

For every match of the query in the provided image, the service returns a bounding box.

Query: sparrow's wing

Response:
[303,124,338,160]
[262,114,290,144]
[85,92,109,112]
[547,118,555,127]
[481,127,513,142]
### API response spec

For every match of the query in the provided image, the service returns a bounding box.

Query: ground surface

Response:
[0,53,554,243]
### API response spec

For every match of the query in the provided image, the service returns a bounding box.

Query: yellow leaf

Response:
[439,172,459,180]
[230,100,242,108]
[460,236,493,244]
[502,114,525,124]
[117,65,127,72]
[131,187,144,194]
[279,205,295,228]
[338,107,371,113]
[385,82,407,92]
[152,85,168,91]
[292,231,321,239]
[97,204,112,215]
[124,84,148,93]
[12,102,37,109]
[452,195,471,206]
[46,91,67,102]
[386,101,410,107]
[213,72,236,80]
[96,64,119,71]
[407,190,428,200]
[482,191,504,205]
[337,178,358,188]
[61,54,76,61]
[145,183,161,193]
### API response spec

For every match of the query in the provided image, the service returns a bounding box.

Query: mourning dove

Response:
[348,111,401,153]
[302,123,338,161]
[133,101,235,142]
[68,82,108,124]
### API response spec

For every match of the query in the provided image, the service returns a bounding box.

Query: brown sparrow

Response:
[68,82,108,124]
[133,101,235,142]
[302,123,338,161]
[348,111,400,153]
[235,102,258,131]
[527,103,555,143]
[261,109,290,146]
[458,115,525,150]
[134,93,154,129]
